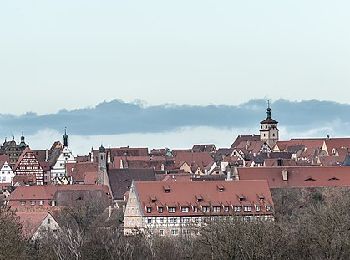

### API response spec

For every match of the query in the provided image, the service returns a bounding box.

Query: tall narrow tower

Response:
[63,128,69,148]
[260,101,279,147]
[98,144,108,185]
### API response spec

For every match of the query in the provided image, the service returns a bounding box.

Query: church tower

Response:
[63,128,69,147]
[260,101,279,147]
[98,144,108,185]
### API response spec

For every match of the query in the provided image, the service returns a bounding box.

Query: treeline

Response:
[1,188,350,260]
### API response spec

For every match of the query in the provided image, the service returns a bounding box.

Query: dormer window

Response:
[305,177,316,182]
[181,207,190,213]
[158,207,164,213]
[196,195,203,202]
[266,205,272,212]
[150,196,157,203]
[329,177,339,181]
[243,206,252,212]
[217,185,225,192]
[234,206,241,212]
[202,206,210,212]
[164,185,171,193]
[168,207,176,213]
[255,205,261,212]
[239,195,246,201]
[146,207,152,213]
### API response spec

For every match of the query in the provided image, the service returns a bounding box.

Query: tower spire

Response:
[266,100,272,120]
[63,127,69,147]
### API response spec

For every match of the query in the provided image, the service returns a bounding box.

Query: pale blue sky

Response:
[1,0,350,115]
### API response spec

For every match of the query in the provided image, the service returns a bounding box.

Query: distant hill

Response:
[0,99,349,137]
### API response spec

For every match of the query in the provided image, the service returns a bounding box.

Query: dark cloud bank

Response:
[0,99,349,137]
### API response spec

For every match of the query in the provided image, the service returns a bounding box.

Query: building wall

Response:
[32,214,60,240]
[0,162,14,183]
[51,147,76,180]
[124,185,144,235]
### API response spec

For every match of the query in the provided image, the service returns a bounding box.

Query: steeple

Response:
[260,100,279,147]
[266,100,272,120]
[19,132,27,147]
[63,127,69,147]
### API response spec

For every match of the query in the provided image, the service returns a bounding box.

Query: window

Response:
[159,218,164,223]
[224,206,230,212]
[266,205,272,212]
[255,205,261,212]
[234,206,241,212]
[181,207,189,213]
[39,200,44,206]
[159,230,164,236]
[213,206,221,213]
[182,217,190,223]
[244,206,252,212]
[171,229,178,236]
[47,218,51,224]
[147,218,152,224]
[158,207,164,213]
[168,207,176,213]
[169,218,177,224]
[202,206,210,212]
[146,207,152,213]
[21,201,25,206]
[30,201,36,206]
[193,206,198,212]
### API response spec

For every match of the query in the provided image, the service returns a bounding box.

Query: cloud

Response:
[1,99,350,139]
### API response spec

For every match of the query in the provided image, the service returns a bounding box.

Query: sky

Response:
[1,1,350,115]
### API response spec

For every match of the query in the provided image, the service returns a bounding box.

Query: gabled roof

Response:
[231,135,261,148]
[133,180,274,217]
[174,151,214,171]
[16,211,53,238]
[238,166,350,188]
[108,169,156,200]
[66,162,99,183]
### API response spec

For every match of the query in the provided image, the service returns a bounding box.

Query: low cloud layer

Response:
[0,99,349,139]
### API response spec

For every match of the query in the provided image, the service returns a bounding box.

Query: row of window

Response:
[146,205,272,214]
[20,200,56,206]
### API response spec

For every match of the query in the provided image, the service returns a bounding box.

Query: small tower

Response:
[98,144,107,172]
[260,101,279,147]
[63,128,69,148]
[19,133,27,148]
[98,144,108,185]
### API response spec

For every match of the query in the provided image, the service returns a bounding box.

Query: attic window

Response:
[163,185,171,193]
[328,177,339,181]
[158,207,164,213]
[150,196,157,202]
[146,207,152,213]
[258,195,265,201]
[196,195,203,202]
[305,177,316,182]
[217,185,225,192]
[239,195,246,201]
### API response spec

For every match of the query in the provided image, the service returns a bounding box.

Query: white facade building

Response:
[51,129,76,182]
[0,161,14,184]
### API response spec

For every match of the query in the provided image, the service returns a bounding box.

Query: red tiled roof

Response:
[238,166,350,188]
[134,180,274,217]
[66,162,99,183]
[16,211,51,238]
[231,135,261,148]
[174,151,214,170]
[325,138,350,155]
[8,184,110,202]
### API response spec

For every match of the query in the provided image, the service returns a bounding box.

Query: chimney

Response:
[45,149,49,162]
[282,169,288,181]
[226,169,232,181]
